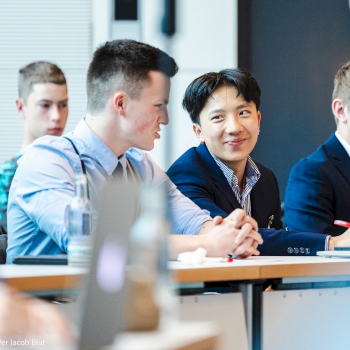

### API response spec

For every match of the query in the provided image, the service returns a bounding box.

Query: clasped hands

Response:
[206,209,263,258]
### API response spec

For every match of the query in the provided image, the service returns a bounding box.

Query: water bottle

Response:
[128,184,177,330]
[68,173,92,267]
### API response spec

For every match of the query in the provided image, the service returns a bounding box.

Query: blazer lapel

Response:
[324,133,350,187]
[196,144,242,210]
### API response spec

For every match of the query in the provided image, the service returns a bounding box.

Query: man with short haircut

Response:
[0,61,68,235]
[284,61,350,236]
[6,40,261,263]
[167,68,350,255]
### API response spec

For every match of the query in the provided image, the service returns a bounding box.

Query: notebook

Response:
[317,250,350,258]
[74,177,140,350]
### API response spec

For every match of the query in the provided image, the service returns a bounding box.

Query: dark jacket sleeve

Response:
[167,151,229,219]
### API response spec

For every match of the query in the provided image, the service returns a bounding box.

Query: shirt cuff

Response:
[325,235,331,251]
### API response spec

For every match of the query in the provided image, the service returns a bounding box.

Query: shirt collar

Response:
[211,153,261,188]
[73,118,124,175]
[335,131,350,157]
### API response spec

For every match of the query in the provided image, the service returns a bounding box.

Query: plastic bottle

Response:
[68,173,92,267]
[128,184,177,330]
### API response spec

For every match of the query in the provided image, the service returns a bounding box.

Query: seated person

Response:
[284,61,350,236]
[167,68,350,255]
[0,61,68,234]
[6,40,261,264]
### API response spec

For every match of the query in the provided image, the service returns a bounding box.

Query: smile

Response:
[225,139,246,146]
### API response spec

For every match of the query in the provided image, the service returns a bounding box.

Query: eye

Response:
[39,103,50,109]
[239,110,250,117]
[211,115,223,121]
[59,102,68,109]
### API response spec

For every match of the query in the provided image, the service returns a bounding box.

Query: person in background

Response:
[167,68,350,255]
[6,40,261,264]
[0,61,69,235]
[284,60,350,236]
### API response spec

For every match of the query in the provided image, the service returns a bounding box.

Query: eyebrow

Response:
[37,98,69,103]
[208,108,226,116]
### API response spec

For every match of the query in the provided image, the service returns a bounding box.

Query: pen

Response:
[334,220,350,228]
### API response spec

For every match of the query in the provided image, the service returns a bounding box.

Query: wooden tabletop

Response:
[0,265,87,292]
[169,256,350,283]
[2,256,350,292]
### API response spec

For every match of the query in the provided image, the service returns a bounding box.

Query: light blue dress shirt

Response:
[6,119,210,263]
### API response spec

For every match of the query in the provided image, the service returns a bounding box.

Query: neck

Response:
[20,136,35,153]
[337,126,350,145]
[85,112,129,158]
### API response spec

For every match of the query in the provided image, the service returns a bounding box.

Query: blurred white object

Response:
[177,248,207,265]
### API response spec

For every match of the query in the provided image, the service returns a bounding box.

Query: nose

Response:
[225,115,243,134]
[50,105,61,122]
[159,108,169,126]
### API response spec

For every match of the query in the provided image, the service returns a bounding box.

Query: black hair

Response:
[87,39,178,115]
[182,68,261,124]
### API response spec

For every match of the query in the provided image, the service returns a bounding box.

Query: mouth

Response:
[225,138,246,147]
[48,128,63,136]
[155,129,161,139]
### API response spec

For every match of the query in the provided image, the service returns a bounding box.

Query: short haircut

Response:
[182,68,261,125]
[87,39,179,115]
[18,61,67,102]
[332,61,350,125]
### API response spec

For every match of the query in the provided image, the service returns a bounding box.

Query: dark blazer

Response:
[285,133,350,236]
[167,144,326,256]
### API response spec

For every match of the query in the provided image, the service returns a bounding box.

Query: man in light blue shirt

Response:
[7,40,262,263]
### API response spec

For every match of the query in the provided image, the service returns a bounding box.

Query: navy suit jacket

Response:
[285,133,350,236]
[167,144,326,256]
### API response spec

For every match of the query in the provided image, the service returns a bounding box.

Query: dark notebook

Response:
[13,254,68,265]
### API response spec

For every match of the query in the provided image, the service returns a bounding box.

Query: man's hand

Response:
[329,228,350,250]
[202,209,262,258]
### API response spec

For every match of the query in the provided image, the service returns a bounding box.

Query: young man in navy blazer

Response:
[284,61,350,236]
[167,68,350,255]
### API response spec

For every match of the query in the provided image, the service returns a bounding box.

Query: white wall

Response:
[0,0,91,163]
[139,0,238,170]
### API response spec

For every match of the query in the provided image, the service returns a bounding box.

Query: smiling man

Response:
[0,61,68,235]
[167,68,350,255]
[6,41,261,263]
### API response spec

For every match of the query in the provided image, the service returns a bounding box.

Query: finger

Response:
[247,230,263,245]
[230,210,258,232]
[227,209,246,225]
[234,223,253,245]
[212,216,223,226]
[240,215,258,232]
[233,237,254,256]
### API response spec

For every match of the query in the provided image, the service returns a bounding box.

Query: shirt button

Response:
[300,247,305,254]
[305,248,310,254]
[287,247,293,254]
[294,247,299,254]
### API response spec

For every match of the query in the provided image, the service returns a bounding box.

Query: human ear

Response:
[332,99,347,123]
[112,92,127,116]
[193,123,205,144]
[16,98,25,118]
